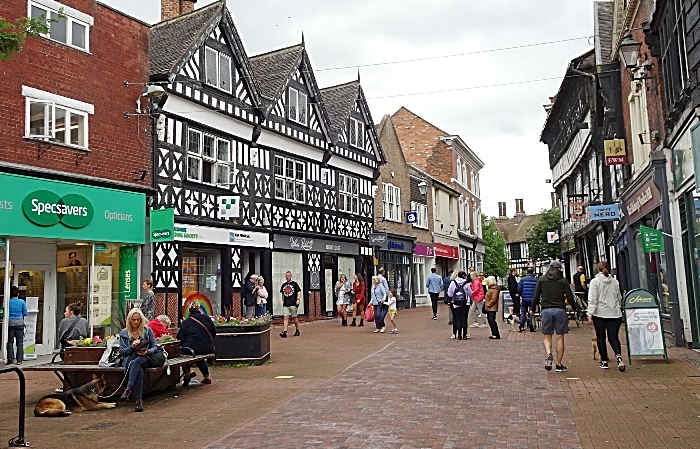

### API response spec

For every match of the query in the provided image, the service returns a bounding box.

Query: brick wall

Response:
[0,0,152,188]
[391,107,446,172]
[307,291,321,319]
[231,291,242,317]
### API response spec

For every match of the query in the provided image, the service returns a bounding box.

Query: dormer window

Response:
[349,117,364,149]
[29,0,93,52]
[288,87,307,125]
[205,47,232,93]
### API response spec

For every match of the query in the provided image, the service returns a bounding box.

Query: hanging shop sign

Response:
[623,177,661,224]
[547,231,559,243]
[150,208,175,242]
[273,234,359,255]
[569,200,587,221]
[604,139,627,165]
[434,243,459,259]
[413,244,435,257]
[589,204,620,221]
[174,223,269,248]
[405,211,418,224]
[368,233,387,246]
[640,225,665,253]
[623,288,668,363]
[0,172,145,243]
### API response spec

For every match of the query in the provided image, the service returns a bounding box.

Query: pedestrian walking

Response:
[387,289,399,333]
[140,279,156,321]
[6,286,27,365]
[370,276,388,333]
[530,260,576,372]
[517,267,538,332]
[444,269,459,329]
[335,274,353,326]
[485,276,501,339]
[506,269,520,328]
[377,267,390,294]
[255,276,268,316]
[587,261,625,371]
[243,273,258,318]
[426,267,442,320]
[447,271,472,340]
[469,271,487,328]
[279,271,301,338]
[349,273,366,327]
[572,265,587,312]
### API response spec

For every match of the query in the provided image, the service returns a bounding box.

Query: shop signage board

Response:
[547,231,559,243]
[413,244,435,257]
[273,234,359,255]
[604,139,627,165]
[623,288,668,364]
[118,246,139,312]
[623,177,661,224]
[94,243,107,253]
[174,223,269,248]
[589,204,620,221]
[640,225,665,253]
[218,196,240,219]
[150,208,175,242]
[405,211,418,224]
[0,172,145,243]
[368,233,387,246]
[434,243,459,259]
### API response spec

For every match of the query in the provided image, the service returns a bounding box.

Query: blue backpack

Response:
[451,280,467,306]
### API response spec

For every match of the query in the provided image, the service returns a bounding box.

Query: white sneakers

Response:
[469,323,479,328]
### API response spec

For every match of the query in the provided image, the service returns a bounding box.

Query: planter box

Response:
[161,341,181,358]
[213,323,270,365]
[63,346,105,365]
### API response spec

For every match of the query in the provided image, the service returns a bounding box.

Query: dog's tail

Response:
[34,398,72,417]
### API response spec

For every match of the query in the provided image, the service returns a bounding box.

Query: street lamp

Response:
[618,31,642,69]
[418,180,427,196]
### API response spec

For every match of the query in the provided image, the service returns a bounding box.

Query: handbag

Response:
[147,345,166,368]
[481,303,486,314]
[364,305,375,322]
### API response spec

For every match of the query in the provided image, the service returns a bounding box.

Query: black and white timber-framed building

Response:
[148,1,385,321]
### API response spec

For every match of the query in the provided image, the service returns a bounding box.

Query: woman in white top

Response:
[587,261,625,371]
[335,274,353,326]
[255,276,268,316]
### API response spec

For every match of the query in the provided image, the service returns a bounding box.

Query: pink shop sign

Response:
[413,244,435,257]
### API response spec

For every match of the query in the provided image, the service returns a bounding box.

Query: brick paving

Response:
[2,306,700,448]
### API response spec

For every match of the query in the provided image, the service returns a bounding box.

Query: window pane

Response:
[203,160,213,183]
[274,156,284,176]
[217,140,229,161]
[29,102,50,137]
[285,160,294,178]
[70,112,85,147]
[203,135,215,158]
[351,178,358,195]
[352,197,358,214]
[357,122,364,148]
[188,131,201,154]
[349,120,356,146]
[54,107,66,144]
[205,47,218,86]
[295,162,304,181]
[216,164,229,185]
[219,53,231,92]
[50,12,67,43]
[289,89,297,121]
[285,180,294,200]
[298,93,307,124]
[338,175,345,192]
[30,6,47,22]
[295,183,304,202]
[71,22,86,48]
[274,178,284,198]
[188,156,200,180]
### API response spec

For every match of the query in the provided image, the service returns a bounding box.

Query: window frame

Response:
[186,128,232,186]
[413,256,426,297]
[25,98,89,149]
[29,1,91,52]
[339,173,359,214]
[382,183,401,223]
[349,117,364,149]
[288,87,308,126]
[410,201,428,229]
[274,155,306,203]
[204,46,233,94]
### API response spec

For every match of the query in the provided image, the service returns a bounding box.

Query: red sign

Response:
[434,243,459,259]
[604,139,627,166]
[606,156,626,165]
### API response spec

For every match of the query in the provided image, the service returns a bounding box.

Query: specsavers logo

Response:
[22,190,94,228]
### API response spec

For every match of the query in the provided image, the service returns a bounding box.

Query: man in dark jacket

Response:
[518,267,538,332]
[177,301,216,385]
[242,274,258,318]
[506,269,520,324]
[530,260,575,373]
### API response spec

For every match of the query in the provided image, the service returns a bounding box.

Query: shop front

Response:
[272,233,360,318]
[173,223,269,320]
[374,233,415,309]
[434,242,459,277]
[412,244,435,307]
[0,172,145,360]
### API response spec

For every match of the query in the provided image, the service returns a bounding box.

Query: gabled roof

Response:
[150,1,223,78]
[594,1,614,65]
[494,214,542,244]
[320,80,360,135]
[248,44,305,100]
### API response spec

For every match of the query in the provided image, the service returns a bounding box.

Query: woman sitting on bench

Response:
[177,301,216,386]
[119,308,158,412]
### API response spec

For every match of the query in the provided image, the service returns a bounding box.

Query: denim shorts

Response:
[541,308,568,335]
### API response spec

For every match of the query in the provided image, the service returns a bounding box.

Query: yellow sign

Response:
[604,139,626,165]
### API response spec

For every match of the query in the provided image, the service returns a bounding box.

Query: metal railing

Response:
[0,365,29,447]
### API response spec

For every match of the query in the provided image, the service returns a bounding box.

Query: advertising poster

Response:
[502,292,513,320]
[626,308,665,356]
[182,254,198,302]
[119,246,139,311]
[93,266,113,326]
[23,296,39,354]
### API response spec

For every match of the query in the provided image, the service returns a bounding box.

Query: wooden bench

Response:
[23,354,215,396]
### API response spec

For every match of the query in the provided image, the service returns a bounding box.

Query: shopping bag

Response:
[365,305,375,322]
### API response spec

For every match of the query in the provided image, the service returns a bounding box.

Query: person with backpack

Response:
[518,267,538,332]
[469,271,487,328]
[443,269,459,329]
[447,271,473,340]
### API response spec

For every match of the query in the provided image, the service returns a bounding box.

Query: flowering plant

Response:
[213,313,272,326]
[156,334,176,344]
[73,336,106,347]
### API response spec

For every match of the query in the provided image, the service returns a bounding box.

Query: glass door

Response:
[15,266,52,356]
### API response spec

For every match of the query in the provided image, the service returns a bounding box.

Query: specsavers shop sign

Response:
[0,173,145,243]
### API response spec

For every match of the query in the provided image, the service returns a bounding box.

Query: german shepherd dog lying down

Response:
[34,374,117,417]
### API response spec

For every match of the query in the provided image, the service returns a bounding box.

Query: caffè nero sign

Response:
[273,234,359,255]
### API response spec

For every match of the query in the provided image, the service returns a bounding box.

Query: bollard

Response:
[0,365,30,447]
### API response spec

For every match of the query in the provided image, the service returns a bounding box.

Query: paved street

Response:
[3,307,700,448]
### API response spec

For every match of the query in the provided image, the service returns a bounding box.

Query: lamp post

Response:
[418,180,427,196]
[618,31,642,69]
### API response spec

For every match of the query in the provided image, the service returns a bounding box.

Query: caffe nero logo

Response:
[22,190,94,228]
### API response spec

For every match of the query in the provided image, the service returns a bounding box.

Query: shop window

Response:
[274,155,305,203]
[181,249,222,318]
[339,173,359,214]
[30,1,92,52]
[271,252,303,316]
[187,129,231,185]
[413,256,426,296]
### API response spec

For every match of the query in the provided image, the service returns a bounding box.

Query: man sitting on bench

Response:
[177,301,216,386]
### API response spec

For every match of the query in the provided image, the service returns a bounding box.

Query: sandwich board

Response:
[623,288,668,364]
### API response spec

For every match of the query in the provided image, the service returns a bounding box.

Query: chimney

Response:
[515,199,525,216]
[498,202,507,219]
[161,0,197,21]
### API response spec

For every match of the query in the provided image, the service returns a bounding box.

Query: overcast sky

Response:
[105,0,595,217]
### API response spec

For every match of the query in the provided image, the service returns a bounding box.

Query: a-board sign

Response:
[502,292,514,320]
[623,288,668,363]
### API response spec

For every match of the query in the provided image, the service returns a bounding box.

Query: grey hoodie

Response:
[586,273,622,318]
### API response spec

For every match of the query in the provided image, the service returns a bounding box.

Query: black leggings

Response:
[452,305,468,337]
[592,316,622,362]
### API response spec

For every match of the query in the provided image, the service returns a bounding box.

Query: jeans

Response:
[181,347,210,377]
[7,326,24,363]
[469,301,486,325]
[592,316,622,362]
[125,355,150,401]
[429,292,439,317]
[520,301,533,330]
[487,311,500,338]
[256,304,267,316]
[452,305,468,338]
[375,304,388,329]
